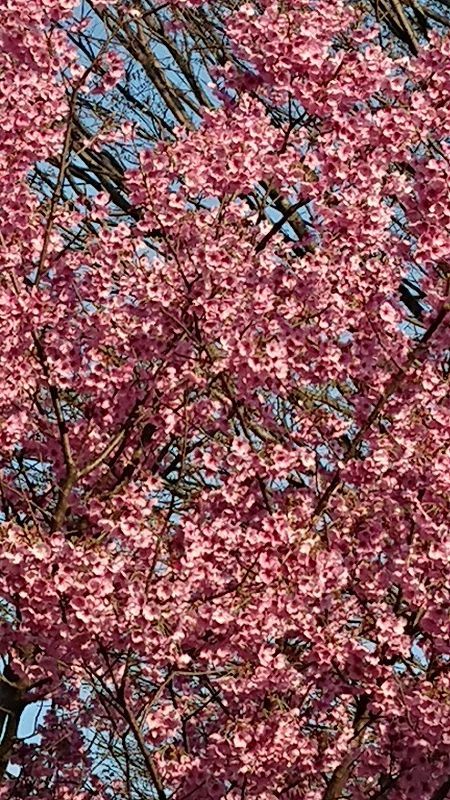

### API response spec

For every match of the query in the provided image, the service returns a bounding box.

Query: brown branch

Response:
[30,333,78,532]
[321,695,370,800]
[33,91,78,287]
[34,27,120,287]
[0,665,29,781]
[32,334,75,472]
[430,775,450,800]
[313,298,449,519]
[91,648,168,800]
[255,199,308,254]
[389,0,420,53]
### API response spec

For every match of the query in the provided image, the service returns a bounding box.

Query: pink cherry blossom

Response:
[0,1,449,799]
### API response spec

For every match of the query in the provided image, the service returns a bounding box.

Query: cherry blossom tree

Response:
[0,1,449,799]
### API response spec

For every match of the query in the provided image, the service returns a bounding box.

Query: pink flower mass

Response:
[0,1,449,798]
